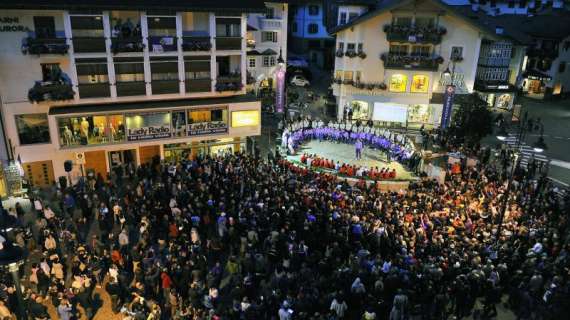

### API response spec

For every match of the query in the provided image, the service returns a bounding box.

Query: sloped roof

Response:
[0,0,267,12]
[329,0,529,44]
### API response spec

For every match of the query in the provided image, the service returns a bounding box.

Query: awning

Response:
[261,48,277,55]
[247,24,258,31]
[49,94,259,115]
[523,69,552,81]
[247,49,261,56]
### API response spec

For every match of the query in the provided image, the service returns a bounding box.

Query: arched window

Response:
[389,74,407,92]
[411,75,429,93]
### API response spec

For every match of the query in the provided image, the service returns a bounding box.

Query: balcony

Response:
[182,36,212,52]
[28,81,74,103]
[78,83,111,98]
[260,18,282,31]
[111,38,145,54]
[22,37,69,55]
[381,53,443,71]
[116,81,146,96]
[383,24,446,44]
[148,36,178,53]
[216,74,242,92]
[216,37,242,50]
[72,37,107,53]
[152,80,180,94]
[185,78,212,93]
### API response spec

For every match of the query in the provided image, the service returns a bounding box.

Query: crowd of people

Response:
[299,154,398,180]
[0,132,568,320]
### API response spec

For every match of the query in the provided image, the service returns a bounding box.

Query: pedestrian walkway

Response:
[503,133,548,168]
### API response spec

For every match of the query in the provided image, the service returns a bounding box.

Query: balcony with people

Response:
[215,17,242,51]
[22,16,68,55]
[28,65,74,103]
[181,12,212,52]
[110,12,144,54]
[147,16,178,53]
[215,56,243,92]
[70,15,107,53]
[381,44,443,71]
[383,16,446,44]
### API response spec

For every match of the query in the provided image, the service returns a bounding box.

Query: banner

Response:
[512,104,522,122]
[440,85,455,129]
[187,107,229,136]
[275,67,285,113]
[126,112,171,141]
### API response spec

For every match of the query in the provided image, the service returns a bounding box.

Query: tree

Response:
[448,93,494,147]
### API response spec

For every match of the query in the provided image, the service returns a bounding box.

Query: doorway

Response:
[108,149,136,170]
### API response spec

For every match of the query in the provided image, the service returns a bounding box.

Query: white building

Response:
[290,1,335,67]
[330,0,526,128]
[246,1,289,91]
[0,0,265,189]
[443,0,568,15]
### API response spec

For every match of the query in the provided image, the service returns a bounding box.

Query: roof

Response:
[247,25,258,31]
[328,0,528,44]
[49,94,260,115]
[0,0,267,13]
[261,48,278,55]
[247,49,261,55]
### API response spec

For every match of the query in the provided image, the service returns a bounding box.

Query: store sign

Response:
[188,121,228,136]
[126,112,171,141]
[0,17,30,32]
[440,85,455,129]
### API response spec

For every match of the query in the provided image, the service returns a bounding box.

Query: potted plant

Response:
[346,50,357,58]
[378,82,387,90]
[366,83,375,90]
[357,51,367,59]
[335,49,344,57]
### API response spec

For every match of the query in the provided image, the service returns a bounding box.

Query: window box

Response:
[72,37,107,53]
[22,37,69,55]
[28,82,74,103]
[335,49,344,57]
[215,37,242,50]
[186,78,212,93]
[345,50,357,58]
[111,38,145,54]
[182,37,212,52]
[381,53,443,71]
[357,51,367,59]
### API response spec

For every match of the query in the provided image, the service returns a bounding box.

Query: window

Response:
[308,23,318,34]
[347,43,355,51]
[33,16,56,39]
[394,17,412,27]
[188,107,228,124]
[343,71,353,81]
[308,5,319,16]
[249,58,256,68]
[389,74,407,92]
[263,56,276,67]
[355,71,361,82]
[335,70,343,79]
[559,62,567,73]
[412,45,430,57]
[41,63,61,82]
[389,44,408,55]
[266,7,275,19]
[16,114,50,145]
[150,59,179,81]
[411,75,429,93]
[291,22,298,33]
[216,18,241,37]
[451,46,463,60]
[339,12,347,25]
[338,42,344,51]
[414,17,434,28]
[57,115,115,147]
[357,43,363,52]
[262,31,277,43]
[115,61,145,82]
[348,13,359,22]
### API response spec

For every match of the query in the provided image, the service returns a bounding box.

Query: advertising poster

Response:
[126,112,171,141]
[171,110,187,137]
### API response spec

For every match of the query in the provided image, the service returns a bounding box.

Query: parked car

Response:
[287,66,313,82]
[287,56,309,68]
[290,75,310,87]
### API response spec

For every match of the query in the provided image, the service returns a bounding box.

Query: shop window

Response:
[411,75,429,93]
[350,101,369,120]
[308,23,318,34]
[187,107,229,136]
[107,114,126,143]
[57,115,110,147]
[171,110,187,137]
[16,114,50,145]
[125,112,171,141]
[407,104,432,124]
[389,74,407,92]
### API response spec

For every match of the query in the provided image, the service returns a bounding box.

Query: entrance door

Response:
[24,160,55,187]
[108,150,136,170]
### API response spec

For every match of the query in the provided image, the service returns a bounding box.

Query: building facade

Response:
[246,1,289,91]
[443,0,568,15]
[0,1,264,188]
[290,1,335,68]
[330,0,525,128]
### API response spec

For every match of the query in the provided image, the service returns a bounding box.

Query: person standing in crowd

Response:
[355,139,364,160]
